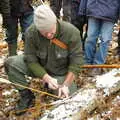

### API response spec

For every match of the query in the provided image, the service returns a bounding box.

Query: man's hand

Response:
[58,85,69,98]
[48,78,58,90]
[43,74,59,90]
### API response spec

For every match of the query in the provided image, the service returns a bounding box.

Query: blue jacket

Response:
[78,0,120,22]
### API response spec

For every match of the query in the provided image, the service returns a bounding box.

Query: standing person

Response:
[114,21,120,55]
[118,30,120,54]
[5,5,84,112]
[79,0,120,75]
[5,0,34,56]
[116,22,120,55]
[71,0,87,50]
[50,0,71,22]
[0,0,12,31]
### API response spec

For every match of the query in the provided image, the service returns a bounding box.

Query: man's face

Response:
[40,24,56,39]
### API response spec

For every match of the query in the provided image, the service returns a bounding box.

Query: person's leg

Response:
[63,0,71,22]
[4,55,31,88]
[118,30,120,47]
[71,0,79,26]
[117,30,120,54]
[93,20,114,64]
[71,0,85,50]
[20,12,33,42]
[50,0,62,18]
[5,17,18,56]
[71,1,88,50]
[84,18,100,64]
[4,55,35,112]
[78,16,88,51]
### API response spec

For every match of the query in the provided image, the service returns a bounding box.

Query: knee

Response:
[85,38,96,46]
[4,57,14,73]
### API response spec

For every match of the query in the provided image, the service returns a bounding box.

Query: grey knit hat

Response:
[34,5,57,32]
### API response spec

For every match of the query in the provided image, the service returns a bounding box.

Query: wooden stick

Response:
[11,82,61,99]
[81,64,120,68]
[0,78,61,100]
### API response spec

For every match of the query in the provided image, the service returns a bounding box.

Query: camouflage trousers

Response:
[4,55,77,95]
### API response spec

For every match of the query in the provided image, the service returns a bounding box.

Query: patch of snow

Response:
[40,89,96,120]
[40,69,120,120]
[96,69,120,88]
[2,89,18,96]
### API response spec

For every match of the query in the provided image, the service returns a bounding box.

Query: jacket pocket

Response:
[55,50,68,66]
[36,51,47,66]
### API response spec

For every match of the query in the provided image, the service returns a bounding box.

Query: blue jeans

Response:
[85,17,114,64]
[6,12,33,44]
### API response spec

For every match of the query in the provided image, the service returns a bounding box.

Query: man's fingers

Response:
[58,88,69,98]
[58,88,62,97]
[50,80,59,89]
[53,83,59,89]
[48,83,57,90]
[64,92,69,98]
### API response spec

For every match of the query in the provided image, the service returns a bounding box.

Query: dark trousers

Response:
[71,0,87,50]
[118,30,120,47]
[5,12,33,44]
[50,0,71,22]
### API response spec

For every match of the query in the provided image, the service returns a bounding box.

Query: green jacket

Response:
[24,20,84,78]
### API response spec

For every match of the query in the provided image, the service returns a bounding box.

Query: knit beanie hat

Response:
[34,5,57,32]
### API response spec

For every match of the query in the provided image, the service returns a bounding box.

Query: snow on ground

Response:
[96,69,120,88]
[40,69,120,120]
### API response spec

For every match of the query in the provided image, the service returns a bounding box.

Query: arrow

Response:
[81,64,120,68]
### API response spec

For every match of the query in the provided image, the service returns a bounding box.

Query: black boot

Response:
[8,43,17,56]
[15,89,35,115]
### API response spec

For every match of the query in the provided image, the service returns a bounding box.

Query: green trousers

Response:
[5,55,77,95]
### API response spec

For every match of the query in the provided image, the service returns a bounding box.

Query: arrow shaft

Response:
[81,64,120,68]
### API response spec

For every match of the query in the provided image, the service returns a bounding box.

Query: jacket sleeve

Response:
[78,0,87,16]
[24,26,47,78]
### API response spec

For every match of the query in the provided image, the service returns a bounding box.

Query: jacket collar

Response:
[54,19,61,39]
